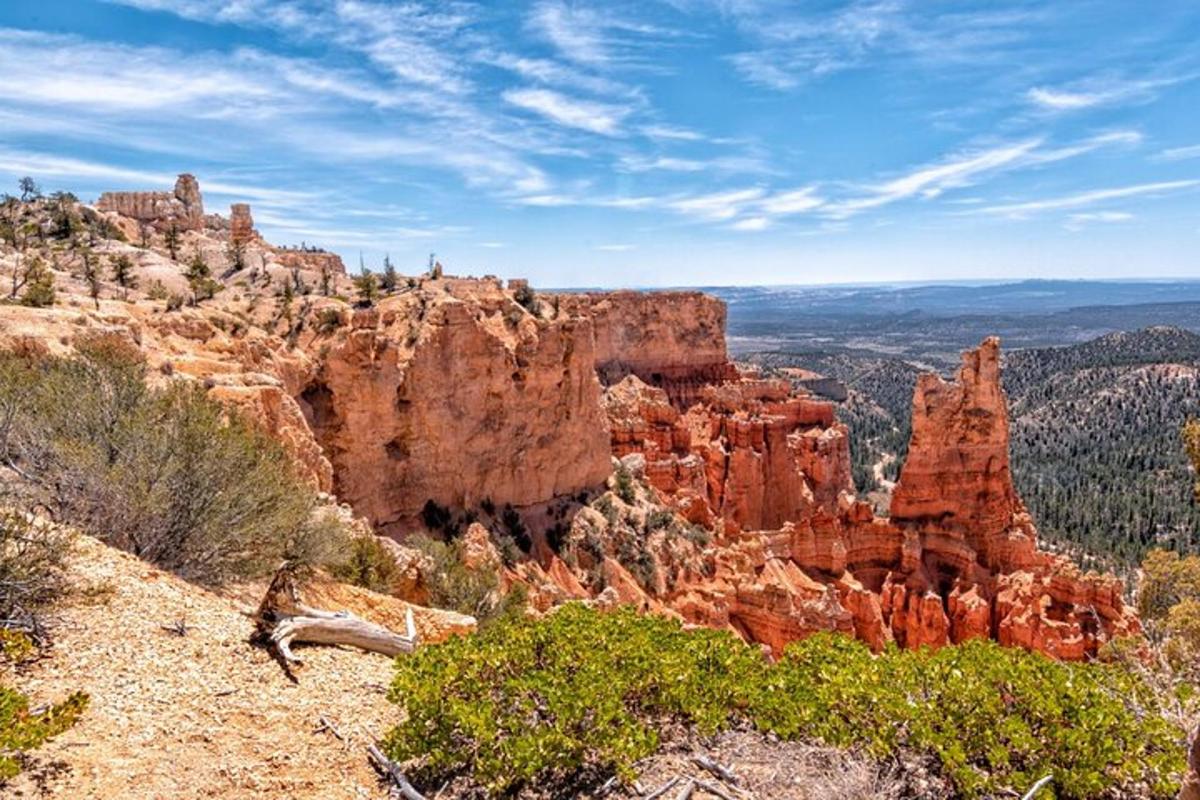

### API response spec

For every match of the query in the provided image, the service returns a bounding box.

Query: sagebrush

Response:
[0,336,326,584]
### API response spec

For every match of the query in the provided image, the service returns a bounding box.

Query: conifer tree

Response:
[110,253,137,300]
[353,267,380,307]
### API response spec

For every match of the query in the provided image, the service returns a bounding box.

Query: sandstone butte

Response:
[0,174,1139,661]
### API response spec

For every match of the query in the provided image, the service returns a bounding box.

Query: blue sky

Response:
[0,1,1198,287]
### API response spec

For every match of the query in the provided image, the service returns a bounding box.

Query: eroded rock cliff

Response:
[295,284,612,532]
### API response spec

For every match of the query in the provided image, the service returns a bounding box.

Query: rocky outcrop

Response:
[273,249,346,276]
[98,173,205,231]
[890,336,1036,572]
[295,286,612,533]
[560,291,737,407]
[229,203,255,245]
[605,375,851,532]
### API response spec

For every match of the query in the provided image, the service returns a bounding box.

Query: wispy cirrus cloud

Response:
[526,0,686,69]
[1026,75,1188,112]
[503,87,631,135]
[668,187,766,221]
[1064,211,1134,230]
[822,139,1042,218]
[717,2,1047,91]
[978,180,1199,218]
[1156,144,1200,162]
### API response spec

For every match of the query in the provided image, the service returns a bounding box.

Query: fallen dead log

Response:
[255,564,418,665]
[644,776,681,800]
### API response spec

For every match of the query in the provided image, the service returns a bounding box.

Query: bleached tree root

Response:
[256,564,419,665]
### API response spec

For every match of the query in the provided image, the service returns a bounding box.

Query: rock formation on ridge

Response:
[97,173,205,231]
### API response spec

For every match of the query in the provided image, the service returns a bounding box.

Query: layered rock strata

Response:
[295,285,613,532]
[559,291,738,407]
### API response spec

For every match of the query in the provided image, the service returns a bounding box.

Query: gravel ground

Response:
[3,535,399,799]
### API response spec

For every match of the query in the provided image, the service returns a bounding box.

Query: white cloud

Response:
[512,193,578,207]
[731,216,770,231]
[1026,87,1105,110]
[1064,211,1134,230]
[727,53,801,90]
[596,243,636,251]
[979,180,1199,217]
[669,187,765,221]
[1157,144,1200,162]
[619,155,707,172]
[760,186,824,215]
[502,88,629,135]
[1026,75,1188,112]
[525,0,682,68]
[823,140,1041,217]
[640,124,705,141]
[617,153,770,174]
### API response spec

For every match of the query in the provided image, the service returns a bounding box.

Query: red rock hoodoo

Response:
[589,330,1138,659]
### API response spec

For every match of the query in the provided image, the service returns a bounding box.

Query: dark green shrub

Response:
[331,535,401,594]
[2,339,323,584]
[0,684,87,782]
[420,499,453,533]
[315,307,343,334]
[406,533,524,627]
[385,606,1185,799]
[613,465,636,504]
[18,260,54,308]
[645,509,674,532]
[500,505,531,554]
[513,284,540,315]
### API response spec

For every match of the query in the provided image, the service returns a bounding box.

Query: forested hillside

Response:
[745,326,1200,570]
[1005,328,1200,568]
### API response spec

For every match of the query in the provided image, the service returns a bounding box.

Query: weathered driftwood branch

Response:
[367,742,427,800]
[1021,775,1054,800]
[255,565,418,665]
[695,780,737,800]
[691,755,739,786]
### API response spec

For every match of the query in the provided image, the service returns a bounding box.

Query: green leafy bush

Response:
[0,684,87,782]
[613,465,636,505]
[385,605,1184,798]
